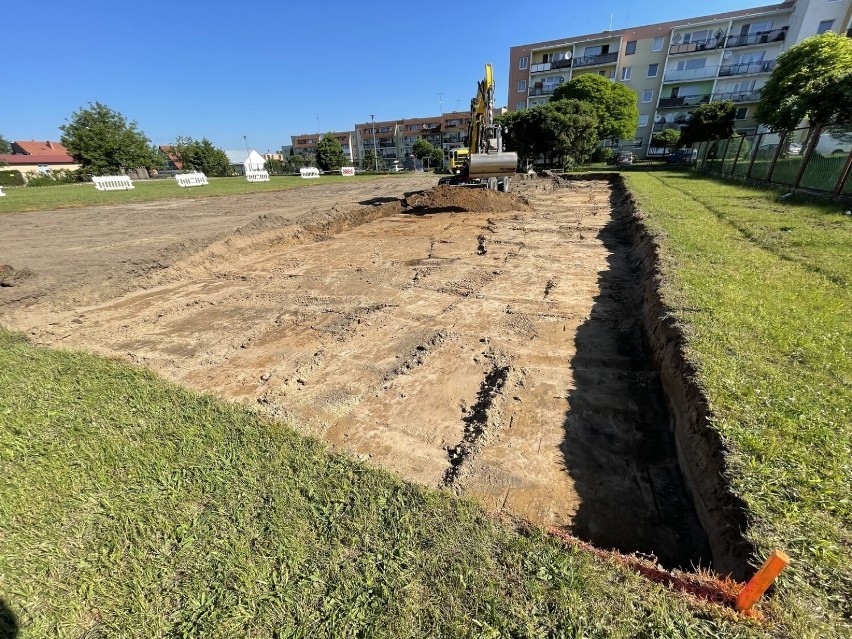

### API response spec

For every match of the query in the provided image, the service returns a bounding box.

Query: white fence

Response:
[340,166,355,176]
[246,170,270,182]
[93,175,134,191]
[300,167,320,179]
[175,172,209,187]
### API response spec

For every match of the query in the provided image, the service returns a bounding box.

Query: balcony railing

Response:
[725,27,787,47]
[528,85,561,97]
[551,58,573,70]
[572,51,618,68]
[530,62,551,73]
[669,39,724,55]
[710,90,761,103]
[663,65,719,82]
[718,59,776,76]
[658,94,711,108]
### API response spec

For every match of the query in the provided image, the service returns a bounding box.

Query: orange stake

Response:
[735,549,790,612]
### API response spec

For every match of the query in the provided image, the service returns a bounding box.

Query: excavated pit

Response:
[2,176,743,575]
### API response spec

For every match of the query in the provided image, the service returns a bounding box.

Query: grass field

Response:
[0,175,388,214]
[0,330,769,639]
[624,171,851,637]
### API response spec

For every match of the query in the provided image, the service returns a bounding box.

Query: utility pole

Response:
[370,114,378,172]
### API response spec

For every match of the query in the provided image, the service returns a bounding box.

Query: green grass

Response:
[624,171,851,638]
[0,329,770,638]
[0,175,390,214]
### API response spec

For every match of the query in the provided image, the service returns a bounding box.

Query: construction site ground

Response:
[0,174,708,569]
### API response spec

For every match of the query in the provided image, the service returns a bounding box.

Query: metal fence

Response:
[691,124,852,196]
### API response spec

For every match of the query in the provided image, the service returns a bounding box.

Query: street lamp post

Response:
[370,114,378,172]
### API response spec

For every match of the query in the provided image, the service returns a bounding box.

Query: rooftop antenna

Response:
[438,92,445,114]
[243,135,249,153]
[608,12,613,30]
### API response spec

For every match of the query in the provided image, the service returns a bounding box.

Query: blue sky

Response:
[3,0,771,152]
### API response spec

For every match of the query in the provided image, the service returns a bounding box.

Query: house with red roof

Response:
[0,140,80,179]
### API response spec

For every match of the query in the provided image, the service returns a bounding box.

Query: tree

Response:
[499,100,598,168]
[284,154,306,174]
[412,139,444,168]
[651,128,681,150]
[756,32,852,131]
[265,158,283,175]
[679,101,736,147]
[316,134,346,171]
[551,74,638,142]
[172,136,231,176]
[0,134,10,154]
[59,102,158,174]
[362,149,379,171]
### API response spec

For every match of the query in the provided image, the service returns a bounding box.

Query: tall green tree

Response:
[756,32,852,131]
[315,134,346,171]
[172,136,231,176]
[284,154,306,174]
[499,100,598,168]
[651,128,682,150]
[412,139,443,168]
[0,134,11,154]
[59,102,158,174]
[362,149,379,171]
[551,74,638,142]
[679,101,736,147]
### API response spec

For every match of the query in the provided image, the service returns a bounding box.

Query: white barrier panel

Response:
[246,170,270,182]
[0,186,5,197]
[340,166,355,176]
[300,167,320,179]
[175,172,209,187]
[93,175,134,191]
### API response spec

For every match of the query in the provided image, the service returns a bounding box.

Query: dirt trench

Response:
[2,175,721,572]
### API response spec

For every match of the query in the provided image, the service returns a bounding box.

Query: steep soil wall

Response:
[605,174,753,579]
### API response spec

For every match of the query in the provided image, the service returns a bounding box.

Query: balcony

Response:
[725,27,787,48]
[718,59,776,77]
[710,90,761,103]
[658,94,710,108]
[664,65,719,82]
[572,51,618,68]
[669,39,724,55]
[530,62,551,73]
[528,85,561,97]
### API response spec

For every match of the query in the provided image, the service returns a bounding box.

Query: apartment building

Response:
[508,0,852,157]
[351,111,472,167]
[290,132,356,162]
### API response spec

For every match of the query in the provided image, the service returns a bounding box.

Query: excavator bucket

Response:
[468,151,518,178]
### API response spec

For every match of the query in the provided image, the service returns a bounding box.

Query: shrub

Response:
[0,170,25,187]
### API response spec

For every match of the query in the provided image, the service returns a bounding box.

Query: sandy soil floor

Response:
[1,175,709,568]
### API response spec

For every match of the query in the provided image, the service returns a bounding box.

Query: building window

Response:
[642,89,653,103]
[647,63,658,77]
[519,56,528,70]
[516,102,526,110]
[621,67,632,81]
[735,107,748,120]
[817,19,834,34]
[518,79,527,92]
[625,40,636,55]
[37,164,51,175]
[638,114,649,128]
[652,36,664,51]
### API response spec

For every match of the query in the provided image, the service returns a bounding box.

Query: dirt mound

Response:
[0,264,32,288]
[403,186,531,213]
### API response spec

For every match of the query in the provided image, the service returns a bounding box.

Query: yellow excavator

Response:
[439,64,518,191]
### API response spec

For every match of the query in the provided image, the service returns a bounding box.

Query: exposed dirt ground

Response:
[1,175,709,569]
